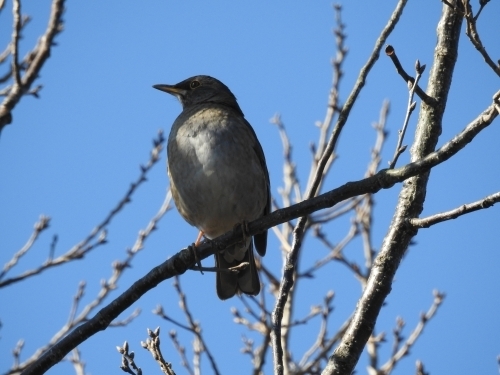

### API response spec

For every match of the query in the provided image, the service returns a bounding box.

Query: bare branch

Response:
[410,191,500,228]
[462,0,500,76]
[389,61,425,169]
[473,0,489,21]
[140,328,176,375]
[271,113,302,207]
[309,196,362,224]
[298,291,334,368]
[272,1,409,372]
[323,3,463,373]
[359,101,389,271]
[415,360,429,375]
[385,45,435,105]
[67,348,86,375]
[0,131,166,288]
[8,182,171,375]
[117,341,142,375]
[380,291,445,374]
[168,330,193,375]
[0,0,65,131]
[0,215,50,282]
[307,223,359,279]
[306,3,347,192]
[155,276,221,375]
[11,0,22,86]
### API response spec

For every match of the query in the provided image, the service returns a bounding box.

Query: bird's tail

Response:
[215,241,260,300]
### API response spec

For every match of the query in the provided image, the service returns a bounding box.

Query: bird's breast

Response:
[167,106,267,238]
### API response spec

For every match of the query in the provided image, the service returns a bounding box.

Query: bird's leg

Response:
[195,231,205,247]
[233,220,250,247]
[188,242,204,275]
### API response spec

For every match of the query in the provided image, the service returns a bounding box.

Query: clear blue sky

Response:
[1,1,499,374]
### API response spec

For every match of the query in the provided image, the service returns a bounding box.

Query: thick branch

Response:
[321,3,463,374]
[271,1,409,373]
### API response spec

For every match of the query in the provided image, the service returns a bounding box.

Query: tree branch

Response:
[0,131,165,288]
[462,0,500,77]
[271,1,409,373]
[410,191,500,228]
[0,0,65,132]
[385,45,435,106]
[322,3,463,373]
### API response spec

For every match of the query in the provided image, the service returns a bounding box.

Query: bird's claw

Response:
[188,243,204,275]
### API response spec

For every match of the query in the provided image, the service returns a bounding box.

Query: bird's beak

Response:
[153,84,187,98]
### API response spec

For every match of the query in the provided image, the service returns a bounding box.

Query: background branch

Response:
[0,0,65,132]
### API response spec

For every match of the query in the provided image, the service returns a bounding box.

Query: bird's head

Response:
[153,75,242,114]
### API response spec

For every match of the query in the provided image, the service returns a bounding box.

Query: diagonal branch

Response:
[379,290,445,374]
[0,131,165,288]
[322,3,463,374]
[20,86,500,375]
[410,191,500,228]
[462,0,500,77]
[385,45,435,106]
[0,215,50,281]
[0,0,65,132]
[388,61,426,169]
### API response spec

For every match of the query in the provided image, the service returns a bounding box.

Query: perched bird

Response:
[153,75,270,300]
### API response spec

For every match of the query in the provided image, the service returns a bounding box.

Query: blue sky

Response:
[1,1,499,374]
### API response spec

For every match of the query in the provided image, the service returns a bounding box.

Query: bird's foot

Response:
[233,220,250,247]
[189,264,242,274]
[194,231,205,247]
[188,242,204,275]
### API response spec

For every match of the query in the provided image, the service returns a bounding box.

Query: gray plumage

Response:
[153,75,270,300]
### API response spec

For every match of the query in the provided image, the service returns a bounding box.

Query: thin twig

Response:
[140,328,176,375]
[462,0,500,76]
[117,341,143,375]
[306,3,347,192]
[155,277,221,375]
[0,215,50,282]
[415,360,429,375]
[389,61,425,168]
[410,191,500,228]
[11,0,22,86]
[385,45,435,105]
[168,330,193,375]
[379,291,445,374]
[305,223,359,278]
[0,0,65,131]
[298,291,334,368]
[473,0,489,21]
[67,348,86,375]
[8,184,171,375]
[359,102,389,270]
[0,131,165,288]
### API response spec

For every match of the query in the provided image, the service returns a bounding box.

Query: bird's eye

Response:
[190,80,200,89]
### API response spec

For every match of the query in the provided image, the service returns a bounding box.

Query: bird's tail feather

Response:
[215,241,260,300]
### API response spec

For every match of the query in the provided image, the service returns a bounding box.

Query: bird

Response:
[153,75,270,300]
